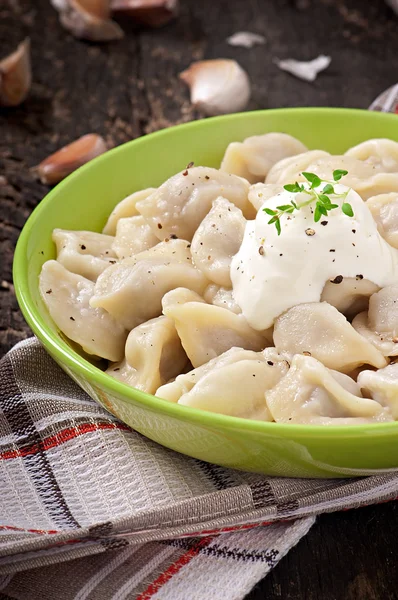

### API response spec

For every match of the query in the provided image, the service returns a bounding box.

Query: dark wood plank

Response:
[247,501,398,600]
[1,0,398,598]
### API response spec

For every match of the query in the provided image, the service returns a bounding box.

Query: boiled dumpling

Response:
[366,193,398,248]
[220,133,307,183]
[106,316,187,394]
[352,284,398,356]
[102,188,156,235]
[273,302,387,372]
[162,288,270,367]
[191,197,246,287]
[177,361,275,420]
[345,139,398,172]
[128,237,193,264]
[204,284,242,314]
[135,167,253,242]
[112,216,159,259]
[156,347,256,402]
[248,183,285,212]
[156,346,289,403]
[358,364,398,419]
[52,229,117,282]
[156,346,289,420]
[266,150,330,184]
[39,260,127,361]
[90,240,208,330]
[293,155,398,200]
[266,354,392,425]
[321,277,380,318]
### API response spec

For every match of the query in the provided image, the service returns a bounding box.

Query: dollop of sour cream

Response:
[231,183,398,330]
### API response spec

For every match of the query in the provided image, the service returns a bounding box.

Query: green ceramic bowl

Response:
[13,108,398,478]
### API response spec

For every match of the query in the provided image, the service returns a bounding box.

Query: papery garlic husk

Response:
[274,55,331,83]
[52,0,124,41]
[35,134,108,185]
[226,31,265,48]
[110,0,178,27]
[180,59,251,117]
[0,39,31,107]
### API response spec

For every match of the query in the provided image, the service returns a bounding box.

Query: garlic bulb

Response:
[0,39,31,107]
[180,59,251,117]
[35,134,108,185]
[51,0,124,41]
[110,0,178,27]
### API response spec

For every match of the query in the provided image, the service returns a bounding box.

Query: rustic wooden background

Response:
[1,0,398,598]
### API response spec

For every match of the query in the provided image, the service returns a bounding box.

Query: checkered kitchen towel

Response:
[1,340,398,600]
[1,88,398,600]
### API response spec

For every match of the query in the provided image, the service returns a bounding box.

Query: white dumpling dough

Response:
[90,240,208,330]
[162,288,270,367]
[220,133,307,183]
[204,284,242,314]
[320,277,380,318]
[112,216,158,259]
[266,150,330,184]
[156,346,289,420]
[273,302,387,372]
[294,155,398,200]
[39,260,127,361]
[358,364,398,419]
[345,139,398,173]
[52,229,117,282]
[191,197,246,287]
[135,166,253,241]
[248,183,285,212]
[352,284,398,357]
[366,193,398,248]
[106,316,187,394]
[266,354,392,425]
[102,188,156,235]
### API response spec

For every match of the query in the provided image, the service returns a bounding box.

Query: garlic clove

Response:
[180,59,251,117]
[77,0,110,18]
[110,0,178,27]
[274,55,331,83]
[35,134,108,185]
[51,0,124,41]
[0,39,31,107]
[226,31,266,48]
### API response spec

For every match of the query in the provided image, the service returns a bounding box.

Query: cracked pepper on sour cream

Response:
[231,183,398,330]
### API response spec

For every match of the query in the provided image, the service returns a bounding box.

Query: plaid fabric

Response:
[1,89,398,599]
[0,341,397,600]
[369,83,398,113]
[386,0,398,16]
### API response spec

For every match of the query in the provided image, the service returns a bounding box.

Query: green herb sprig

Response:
[263,169,354,236]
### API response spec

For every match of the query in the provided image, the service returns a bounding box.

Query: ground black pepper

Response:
[330,275,343,284]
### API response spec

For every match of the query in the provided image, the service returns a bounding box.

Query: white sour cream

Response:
[231,183,398,330]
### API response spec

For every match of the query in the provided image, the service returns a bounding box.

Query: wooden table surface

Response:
[1,0,398,598]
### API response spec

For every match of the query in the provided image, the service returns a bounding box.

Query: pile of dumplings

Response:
[40,133,398,426]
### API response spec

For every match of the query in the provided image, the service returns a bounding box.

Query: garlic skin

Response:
[0,39,31,107]
[180,59,251,117]
[274,55,331,83]
[77,0,110,18]
[36,134,108,185]
[51,0,124,41]
[226,32,265,48]
[110,0,179,27]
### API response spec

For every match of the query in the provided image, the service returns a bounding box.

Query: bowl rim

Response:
[13,106,398,438]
